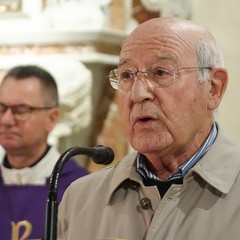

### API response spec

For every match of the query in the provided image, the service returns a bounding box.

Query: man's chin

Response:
[131,135,172,154]
[131,140,157,153]
[0,141,17,151]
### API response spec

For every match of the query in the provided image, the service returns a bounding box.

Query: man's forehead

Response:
[120,34,196,65]
[122,17,209,49]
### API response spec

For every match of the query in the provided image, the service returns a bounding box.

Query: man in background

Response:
[0,65,89,239]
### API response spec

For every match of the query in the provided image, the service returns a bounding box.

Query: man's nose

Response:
[130,75,155,103]
[0,108,16,124]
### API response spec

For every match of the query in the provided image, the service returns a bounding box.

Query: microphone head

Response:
[91,145,114,165]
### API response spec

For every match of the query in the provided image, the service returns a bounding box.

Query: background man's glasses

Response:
[0,103,55,121]
[107,66,212,91]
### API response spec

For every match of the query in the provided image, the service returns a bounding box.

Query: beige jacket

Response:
[58,126,240,240]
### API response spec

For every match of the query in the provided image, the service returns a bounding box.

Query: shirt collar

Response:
[3,145,51,169]
[137,122,218,182]
[0,146,60,185]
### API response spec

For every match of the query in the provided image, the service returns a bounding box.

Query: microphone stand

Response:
[44,146,114,240]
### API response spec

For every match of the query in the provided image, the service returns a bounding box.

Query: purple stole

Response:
[0,159,88,239]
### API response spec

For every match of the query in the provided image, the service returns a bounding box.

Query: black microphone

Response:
[90,145,114,164]
[44,145,114,240]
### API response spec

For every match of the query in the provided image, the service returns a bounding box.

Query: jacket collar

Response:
[106,151,140,204]
[190,124,240,194]
[107,123,240,203]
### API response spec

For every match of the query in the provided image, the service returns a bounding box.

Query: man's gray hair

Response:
[196,38,224,83]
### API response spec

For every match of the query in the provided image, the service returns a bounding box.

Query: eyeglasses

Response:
[108,66,212,91]
[0,103,55,121]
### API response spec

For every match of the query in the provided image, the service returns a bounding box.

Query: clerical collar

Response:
[137,122,218,182]
[3,145,51,169]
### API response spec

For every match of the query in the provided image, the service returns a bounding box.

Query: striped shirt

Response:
[137,122,217,182]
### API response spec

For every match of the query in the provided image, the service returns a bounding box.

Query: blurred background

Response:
[0,0,239,172]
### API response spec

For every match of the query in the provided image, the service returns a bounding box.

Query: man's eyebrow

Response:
[119,59,129,68]
[152,55,178,64]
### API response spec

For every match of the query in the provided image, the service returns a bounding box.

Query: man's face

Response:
[0,77,56,153]
[117,25,213,159]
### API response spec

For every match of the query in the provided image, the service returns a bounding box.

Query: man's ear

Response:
[208,68,228,110]
[47,107,60,132]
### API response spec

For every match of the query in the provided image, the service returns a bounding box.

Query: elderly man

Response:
[58,17,240,240]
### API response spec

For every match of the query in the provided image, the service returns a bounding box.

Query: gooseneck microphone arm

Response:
[44,145,114,240]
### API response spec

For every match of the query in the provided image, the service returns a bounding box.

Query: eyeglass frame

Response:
[0,102,56,121]
[107,66,212,90]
